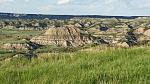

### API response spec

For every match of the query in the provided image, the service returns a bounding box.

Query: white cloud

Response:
[129,0,150,9]
[2,0,14,1]
[142,3,150,8]
[105,0,118,4]
[139,3,150,8]
[24,0,30,2]
[0,0,14,5]
[0,0,14,3]
[38,5,52,13]
[57,0,71,5]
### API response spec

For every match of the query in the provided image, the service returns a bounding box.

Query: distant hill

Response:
[0,12,148,20]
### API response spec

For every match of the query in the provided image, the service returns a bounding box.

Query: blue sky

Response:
[0,0,150,15]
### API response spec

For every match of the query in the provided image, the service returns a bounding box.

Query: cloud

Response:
[38,5,52,13]
[139,3,150,8]
[57,0,71,5]
[128,0,150,9]
[0,0,14,3]
[105,0,118,4]
[136,3,150,9]
[24,0,30,2]
[0,0,14,5]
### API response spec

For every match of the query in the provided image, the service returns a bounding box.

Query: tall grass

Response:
[0,47,150,84]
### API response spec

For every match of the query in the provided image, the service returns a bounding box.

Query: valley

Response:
[0,14,150,83]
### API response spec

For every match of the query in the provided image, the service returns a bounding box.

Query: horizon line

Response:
[0,12,150,17]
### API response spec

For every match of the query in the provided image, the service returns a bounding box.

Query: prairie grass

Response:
[0,46,150,84]
[0,29,44,44]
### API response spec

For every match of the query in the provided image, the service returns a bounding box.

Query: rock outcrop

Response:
[0,43,31,50]
[134,28,145,34]
[31,25,92,47]
[30,24,150,47]
[117,42,129,48]
[90,27,129,45]
[0,41,39,50]
[90,27,150,47]
[144,29,150,37]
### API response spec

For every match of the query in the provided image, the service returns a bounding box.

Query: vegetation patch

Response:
[0,47,150,84]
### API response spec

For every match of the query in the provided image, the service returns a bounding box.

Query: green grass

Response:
[0,49,27,61]
[0,49,14,58]
[0,29,44,44]
[0,46,150,84]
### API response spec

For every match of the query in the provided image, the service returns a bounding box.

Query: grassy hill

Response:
[0,46,150,84]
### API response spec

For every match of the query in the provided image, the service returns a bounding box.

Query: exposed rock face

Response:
[0,41,39,50]
[30,25,150,47]
[90,28,129,45]
[90,27,150,47]
[144,29,150,37]
[117,42,129,48]
[125,30,138,46]
[134,28,145,34]
[136,29,150,44]
[74,23,82,28]
[31,25,92,47]
[0,43,31,50]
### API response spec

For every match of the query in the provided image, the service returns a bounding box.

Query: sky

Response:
[0,0,150,16]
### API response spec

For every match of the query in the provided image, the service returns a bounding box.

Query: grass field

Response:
[0,29,44,44]
[0,46,150,84]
